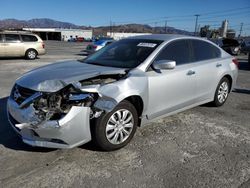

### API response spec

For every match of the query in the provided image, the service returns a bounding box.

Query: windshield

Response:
[82,39,163,68]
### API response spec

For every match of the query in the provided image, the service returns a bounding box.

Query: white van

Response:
[0,32,46,60]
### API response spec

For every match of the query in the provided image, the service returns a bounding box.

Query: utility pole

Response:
[165,20,168,33]
[109,20,112,37]
[113,22,115,35]
[194,14,200,36]
[239,22,243,38]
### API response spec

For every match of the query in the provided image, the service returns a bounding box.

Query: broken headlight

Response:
[33,86,97,121]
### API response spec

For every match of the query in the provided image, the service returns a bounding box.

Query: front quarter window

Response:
[155,39,191,65]
[83,39,162,68]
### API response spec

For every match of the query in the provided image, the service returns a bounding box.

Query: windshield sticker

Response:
[137,43,157,48]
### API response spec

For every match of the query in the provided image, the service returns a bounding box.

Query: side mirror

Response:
[152,60,176,70]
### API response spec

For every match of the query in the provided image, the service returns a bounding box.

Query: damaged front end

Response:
[7,74,125,148]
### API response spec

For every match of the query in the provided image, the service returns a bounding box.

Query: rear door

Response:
[146,39,197,119]
[189,39,222,102]
[4,34,24,57]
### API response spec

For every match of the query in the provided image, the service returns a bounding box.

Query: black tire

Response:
[212,77,230,107]
[25,49,37,60]
[92,100,138,151]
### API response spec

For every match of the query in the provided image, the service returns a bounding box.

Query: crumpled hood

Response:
[16,60,127,92]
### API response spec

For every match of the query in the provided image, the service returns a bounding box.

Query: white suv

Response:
[0,32,46,60]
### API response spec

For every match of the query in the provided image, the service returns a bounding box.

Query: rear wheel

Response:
[212,77,230,107]
[25,49,37,60]
[92,100,138,151]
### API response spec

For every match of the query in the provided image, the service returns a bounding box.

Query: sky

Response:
[1,0,250,35]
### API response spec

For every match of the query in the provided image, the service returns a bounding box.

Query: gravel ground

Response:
[0,41,249,188]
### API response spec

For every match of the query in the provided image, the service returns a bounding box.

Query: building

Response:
[23,28,93,41]
[220,20,228,38]
[107,32,151,40]
[226,29,236,39]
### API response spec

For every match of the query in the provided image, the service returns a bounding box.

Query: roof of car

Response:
[0,31,35,35]
[127,34,195,41]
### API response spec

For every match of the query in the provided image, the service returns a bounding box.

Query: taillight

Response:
[232,58,239,68]
[42,43,45,48]
[93,45,97,49]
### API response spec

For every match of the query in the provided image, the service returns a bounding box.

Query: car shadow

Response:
[75,53,88,57]
[0,57,41,61]
[79,141,104,152]
[0,96,54,152]
[233,88,250,95]
[0,57,24,60]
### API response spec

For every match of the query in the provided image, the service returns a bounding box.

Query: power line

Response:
[200,6,250,16]
[112,6,250,26]
[199,10,250,20]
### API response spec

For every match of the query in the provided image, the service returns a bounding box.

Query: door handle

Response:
[187,70,195,75]
[216,63,222,67]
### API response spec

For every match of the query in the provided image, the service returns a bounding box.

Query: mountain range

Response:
[0,18,192,35]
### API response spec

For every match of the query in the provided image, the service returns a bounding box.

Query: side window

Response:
[155,40,192,65]
[191,40,221,61]
[0,34,2,42]
[5,34,21,42]
[21,35,38,42]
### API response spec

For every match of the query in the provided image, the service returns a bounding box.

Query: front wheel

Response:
[92,100,138,151]
[212,77,230,107]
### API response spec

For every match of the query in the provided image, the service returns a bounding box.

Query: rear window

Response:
[222,39,239,46]
[191,40,221,61]
[21,35,38,42]
[5,34,21,42]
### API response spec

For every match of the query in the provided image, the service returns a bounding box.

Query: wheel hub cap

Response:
[217,81,229,103]
[28,51,36,58]
[106,109,134,145]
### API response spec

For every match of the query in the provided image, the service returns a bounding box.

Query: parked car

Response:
[92,37,113,42]
[7,34,238,150]
[210,38,241,55]
[84,38,93,42]
[240,39,250,55]
[85,39,114,54]
[76,37,84,42]
[0,32,45,60]
[67,37,76,42]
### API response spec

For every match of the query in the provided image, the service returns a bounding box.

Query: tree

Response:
[200,25,210,37]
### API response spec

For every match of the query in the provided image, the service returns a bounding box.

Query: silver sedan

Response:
[7,34,238,150]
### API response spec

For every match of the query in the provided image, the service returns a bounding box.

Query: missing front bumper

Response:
[7,98,92,149]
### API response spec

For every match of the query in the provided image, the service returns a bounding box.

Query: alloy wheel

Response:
[105,109,134,145]
[217,81,229,103]
[28,50,36,59]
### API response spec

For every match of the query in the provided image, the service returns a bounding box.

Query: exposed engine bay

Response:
[16,74,126,125]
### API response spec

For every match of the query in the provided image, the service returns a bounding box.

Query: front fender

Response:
[94,75,148,112]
